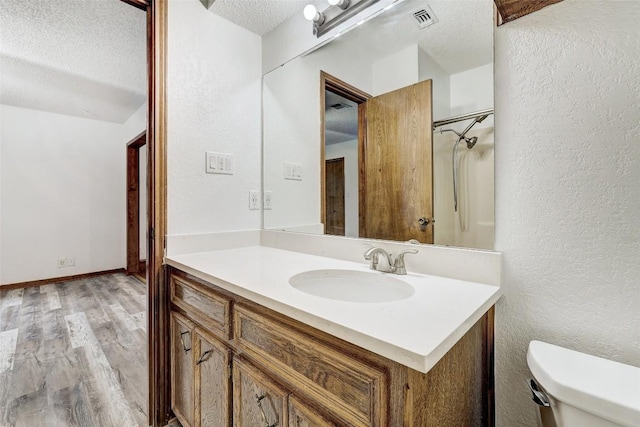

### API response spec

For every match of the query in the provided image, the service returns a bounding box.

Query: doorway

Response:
[320,72,370,237]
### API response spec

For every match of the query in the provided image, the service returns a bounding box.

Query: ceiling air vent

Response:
[412,5,438,29]
[331,103,352,110]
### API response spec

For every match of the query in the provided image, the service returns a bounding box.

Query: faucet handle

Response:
[363,245,380,270]
[393,249,419,275]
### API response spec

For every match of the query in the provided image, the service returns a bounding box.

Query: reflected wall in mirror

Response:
[264,0,494,250]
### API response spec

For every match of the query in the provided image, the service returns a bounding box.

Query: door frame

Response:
[119,0,168,426]
[126,131,146,276]
[320,71,370,236]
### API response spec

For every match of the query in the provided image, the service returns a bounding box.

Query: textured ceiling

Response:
[325,91,359,145]
[0,0,147,123]
[210,0,309,36]
[341,0,494,75]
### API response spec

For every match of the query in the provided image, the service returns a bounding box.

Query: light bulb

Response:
[328,0,350,9]
[303,5,319,21]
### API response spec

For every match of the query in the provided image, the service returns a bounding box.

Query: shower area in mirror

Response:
[431,63,495,250]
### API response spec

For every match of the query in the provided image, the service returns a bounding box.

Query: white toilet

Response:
[527,340,640,427]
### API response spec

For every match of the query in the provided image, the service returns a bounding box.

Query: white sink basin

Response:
[289,269,414,303]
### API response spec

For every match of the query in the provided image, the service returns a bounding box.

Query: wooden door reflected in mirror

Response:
[322,74,434,243]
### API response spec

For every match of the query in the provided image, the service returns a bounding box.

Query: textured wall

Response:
[167,0,262,235]
[494,1,640,425]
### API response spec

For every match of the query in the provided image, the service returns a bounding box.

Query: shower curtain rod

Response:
[433,108,494,129]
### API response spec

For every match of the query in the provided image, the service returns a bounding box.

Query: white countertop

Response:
[165,246,501,373]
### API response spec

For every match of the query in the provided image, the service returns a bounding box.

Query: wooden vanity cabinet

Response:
[168,268,494,427]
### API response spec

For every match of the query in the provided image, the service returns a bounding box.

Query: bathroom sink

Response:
[289,269,414,303]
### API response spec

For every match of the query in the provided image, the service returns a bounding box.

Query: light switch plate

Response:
[284,161,302,181]
[206,151,233,175]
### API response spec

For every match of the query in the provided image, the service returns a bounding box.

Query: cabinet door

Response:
[288,396,337,427]
[171,312,196,427]
[233,357,289,427]
[194,328,232,427]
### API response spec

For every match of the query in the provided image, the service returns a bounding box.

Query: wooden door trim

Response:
[145,0,169,425]
[126,131,146,276]
[494,0,562,25]
[120,0,150,10]
[320,71,370,232]
[121,0,169,424]
[118,0,169,425]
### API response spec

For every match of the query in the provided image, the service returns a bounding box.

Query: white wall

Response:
[494,1,640,425]
[325,139,358,237]
[0,104,144,284]
[372,45,419,96]
[167,0,262,236]
[418,47,450,121]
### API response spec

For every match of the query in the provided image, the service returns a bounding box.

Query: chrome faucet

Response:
[363,247,394,272]
[363,246,418,275]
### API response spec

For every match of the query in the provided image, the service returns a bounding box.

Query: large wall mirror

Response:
[263,0,494,250]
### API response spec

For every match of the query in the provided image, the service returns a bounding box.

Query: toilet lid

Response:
[527,340,640,427]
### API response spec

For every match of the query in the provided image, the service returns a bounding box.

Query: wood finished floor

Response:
[0,273,148,427]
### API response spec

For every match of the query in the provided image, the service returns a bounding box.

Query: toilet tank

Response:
[527,341,640,427]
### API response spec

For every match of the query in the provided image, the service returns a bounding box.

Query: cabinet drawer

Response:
[171,274,231,338]
[234,305,388,427]
[233,357,289,427]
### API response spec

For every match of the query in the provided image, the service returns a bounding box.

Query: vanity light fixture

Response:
[303,0,382,37]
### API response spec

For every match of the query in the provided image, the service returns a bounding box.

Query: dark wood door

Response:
[324,158,345,236]
[363,80,434,243]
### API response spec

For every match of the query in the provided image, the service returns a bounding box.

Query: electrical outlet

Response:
[58,258,67,268]
[264,191,272,210]
[249,190,260,210]
[66,257,76,267]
